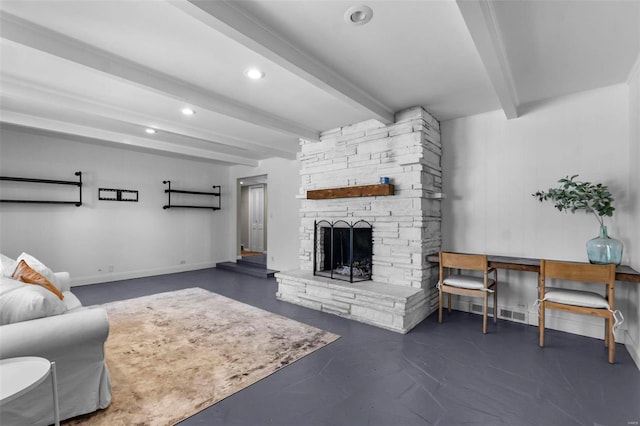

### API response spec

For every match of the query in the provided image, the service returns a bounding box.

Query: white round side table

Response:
[0,356,60,426]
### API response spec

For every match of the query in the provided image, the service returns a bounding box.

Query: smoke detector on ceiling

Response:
[344,5,373,26]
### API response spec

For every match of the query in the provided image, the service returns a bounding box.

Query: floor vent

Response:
[471,305,526,323]
[512,311,526,322]
[500,309,512,318]
[501,308,526,323]
[471,304,494,315]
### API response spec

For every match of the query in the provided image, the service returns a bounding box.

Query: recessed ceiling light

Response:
[145,128,156,134]
[240,181,244,185]
[344,5,373,25]
[245,67,265,80]
[181,108,196,116]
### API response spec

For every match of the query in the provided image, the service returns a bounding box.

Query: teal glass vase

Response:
[586,225,623,265]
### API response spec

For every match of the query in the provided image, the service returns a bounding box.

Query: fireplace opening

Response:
[313,220,372,283]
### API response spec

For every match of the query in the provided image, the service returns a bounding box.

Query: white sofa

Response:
[0,270,112,425]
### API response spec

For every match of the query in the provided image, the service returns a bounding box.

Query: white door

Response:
[249,185,265,252]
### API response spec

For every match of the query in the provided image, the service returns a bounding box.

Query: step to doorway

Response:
[216,260,277,278]
[239,253,267,266]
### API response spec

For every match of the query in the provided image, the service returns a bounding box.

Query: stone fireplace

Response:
[275,107,442,333]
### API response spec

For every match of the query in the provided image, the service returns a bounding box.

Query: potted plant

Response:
[532,175,623,265]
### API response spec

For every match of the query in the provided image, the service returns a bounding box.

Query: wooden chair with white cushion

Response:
[538,259,623,364]
[438,252,498,334]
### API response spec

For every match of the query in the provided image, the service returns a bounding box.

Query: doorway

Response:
[248,185,265,252]
[237,175,267,258]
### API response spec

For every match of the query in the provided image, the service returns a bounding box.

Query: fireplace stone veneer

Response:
[276,270,430,333]
[276,107,442,333]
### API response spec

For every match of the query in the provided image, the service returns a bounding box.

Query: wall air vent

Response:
[471,305,527,323]
[471,304,494,316]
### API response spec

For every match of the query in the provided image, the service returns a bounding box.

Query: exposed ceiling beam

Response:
[0,11,319,141]
[627,50,640,84]
[0,75,298,160]
[1,110,260,166]
[456,0,519,119]
[170,0,395,124]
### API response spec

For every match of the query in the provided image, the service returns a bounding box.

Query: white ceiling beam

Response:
[0,11,319,141]
[1,111,259,166]
[0,75,298,160]
[170,0,395,124]
[456,0,519,119]
[627,50,640,84]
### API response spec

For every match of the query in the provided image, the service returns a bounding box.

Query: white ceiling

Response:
[1,0,638,166]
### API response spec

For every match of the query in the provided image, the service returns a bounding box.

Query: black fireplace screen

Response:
[313,220,372,283]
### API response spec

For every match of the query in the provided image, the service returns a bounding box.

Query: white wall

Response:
[626,56,640,367]
[229,158,301,272]
[0,127,231,285]
[441,84,633,343]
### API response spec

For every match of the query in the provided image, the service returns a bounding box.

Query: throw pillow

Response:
[0,284,67,325]
[15,252,60,289]
[0,254,17,278]
[12,260,64,300]
[0,276,25,296]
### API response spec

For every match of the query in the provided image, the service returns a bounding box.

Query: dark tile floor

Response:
[73,268,640,426]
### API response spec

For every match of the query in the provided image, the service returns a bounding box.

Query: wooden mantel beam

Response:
[307,184,394,200]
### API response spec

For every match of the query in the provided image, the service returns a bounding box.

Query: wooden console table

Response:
[426,254,640,283]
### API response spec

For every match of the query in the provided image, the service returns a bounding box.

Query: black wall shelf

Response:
[162,180,221,210]
[0,172,83,206]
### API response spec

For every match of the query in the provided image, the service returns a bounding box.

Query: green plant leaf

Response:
[532,175,615,226]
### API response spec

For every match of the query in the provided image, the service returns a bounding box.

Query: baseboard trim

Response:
[450,300,630,345]
[71,261,222,286]
[624,331,640,371]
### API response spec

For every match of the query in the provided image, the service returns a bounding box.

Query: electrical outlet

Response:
[108,265,114,272]
[180,260,186,265]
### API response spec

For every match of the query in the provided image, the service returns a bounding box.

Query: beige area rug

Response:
[65,287,339,425]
